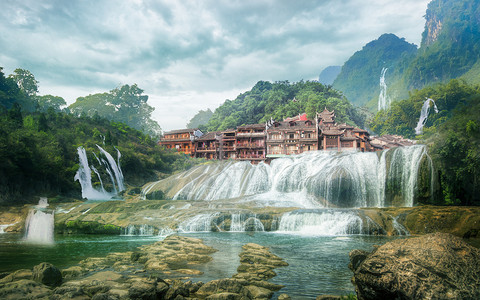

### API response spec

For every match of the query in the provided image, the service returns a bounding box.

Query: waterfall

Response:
[74,146,125,200]
[0,222,17,233]
[178,213,220,232]
[24,198,54,244]
[378,68,390,111]
[230,213,265,232]
[154,145,428,208]
[415,98,439,135]
[277,210,363,236]
[122,224,155,236]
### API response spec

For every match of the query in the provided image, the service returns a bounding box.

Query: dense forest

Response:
[370,79,480,206]
[0,67,193,206]
[205,80,370,131]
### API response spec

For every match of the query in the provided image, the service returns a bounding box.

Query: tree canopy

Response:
[187,108,213,131]
[206,80,370,131]
[69,84,162,137]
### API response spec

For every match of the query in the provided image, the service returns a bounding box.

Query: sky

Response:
[0,0,431,131]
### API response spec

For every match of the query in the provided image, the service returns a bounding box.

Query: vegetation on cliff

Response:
[205,80,370,131]
[370,79,480,206]
[0,67,193,206]
[332,33,418,108]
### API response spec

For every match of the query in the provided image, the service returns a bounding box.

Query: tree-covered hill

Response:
[332,0,480,111]
[206,80,370,131]
[332,33,418,108]
[369,79,480,206]
[0,67,193,206]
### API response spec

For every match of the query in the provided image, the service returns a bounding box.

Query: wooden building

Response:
[219,129,236,160]
[159,128,203,157]
[236,124,266,161]
[195,132,220,160]
[266,114,318,157]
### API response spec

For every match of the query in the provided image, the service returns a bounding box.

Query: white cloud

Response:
[0,0,430,131]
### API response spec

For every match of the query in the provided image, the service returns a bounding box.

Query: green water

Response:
[0,232,400,298]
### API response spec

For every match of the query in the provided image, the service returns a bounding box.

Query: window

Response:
[289,133,294,139]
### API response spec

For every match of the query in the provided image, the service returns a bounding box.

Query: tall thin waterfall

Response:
[415,98,439,134]
[74,146,125,200]
[378,68,390,111]
[24,198,54,244]
[148,145,429,208]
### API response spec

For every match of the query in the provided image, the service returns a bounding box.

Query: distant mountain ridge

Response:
[332,0,480,110]
[332,33,417,108]
[318,66,341,85]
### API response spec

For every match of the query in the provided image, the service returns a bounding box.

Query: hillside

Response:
[0,68,193,206]
[332,33,418,109]
[206,80,370,132]
[369,79,480,205]
[332,0,480,110]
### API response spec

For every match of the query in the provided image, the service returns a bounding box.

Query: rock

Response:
[0,279,52,299]
[206,292,242,300]
[52,285,89,300]
[315,296,341,300]
[62,266,86,280]
[350,232,480,300]
[278,294,291,300]
[32,262,62,287]
[0,269,33,283]
[196,278,246,297]
[243,285,274,299]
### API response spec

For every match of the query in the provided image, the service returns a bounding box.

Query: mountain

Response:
[405,0,480,89]
[332,0,480,110]
[332,33,417,108]
[318,66,341,85]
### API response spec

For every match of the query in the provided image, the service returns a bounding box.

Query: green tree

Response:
[187,109,213,129]
[36,95,66,112]
[8,68,39,97]
[69,84,162,137]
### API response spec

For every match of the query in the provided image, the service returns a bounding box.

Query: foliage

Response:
[35,95,66,112]
[69,84,162,138]
[429,95,480,206]
[187,108,213,131]
[0,68,192,206]
[333,34,418,107]
[206,80,369,131]
[369,79,480,205]
[369,79,478,138]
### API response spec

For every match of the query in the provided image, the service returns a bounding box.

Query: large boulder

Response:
[349,232,480,299]
[32,262,62,287]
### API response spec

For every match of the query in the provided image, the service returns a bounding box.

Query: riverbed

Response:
[0,231,402,298]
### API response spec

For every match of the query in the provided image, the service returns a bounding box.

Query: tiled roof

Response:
[164,128,198,135]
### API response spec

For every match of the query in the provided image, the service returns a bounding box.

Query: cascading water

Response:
[151,145,428,208]
[24,198,54,244]
[122,224,155,236]
[74,146,125,200]
[415,98,439,135]
[378,67,390,111]
[277,210,364,236]
[230,213,265,232]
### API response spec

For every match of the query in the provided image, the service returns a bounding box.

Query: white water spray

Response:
[378,68,390,111]
[24,198,54,244]
[415,98,439,135]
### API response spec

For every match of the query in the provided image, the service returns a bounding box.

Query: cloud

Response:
[0,0,430,131]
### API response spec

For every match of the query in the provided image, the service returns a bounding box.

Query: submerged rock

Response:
[349,232,480,300]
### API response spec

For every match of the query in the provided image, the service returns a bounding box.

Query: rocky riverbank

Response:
[0,235,290,299]
[349,232,480,299]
